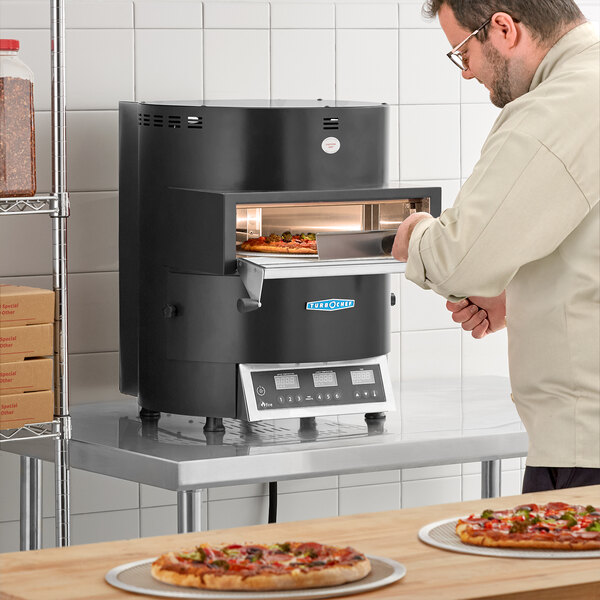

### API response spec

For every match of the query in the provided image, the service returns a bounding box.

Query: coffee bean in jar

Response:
[0,39,36,198]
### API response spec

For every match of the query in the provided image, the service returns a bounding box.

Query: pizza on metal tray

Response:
[239,231,318,255]
[456,502,600,550]
[151,541,371,591]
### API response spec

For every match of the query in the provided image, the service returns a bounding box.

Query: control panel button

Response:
[325,393,332,401]
[354,391,362,400]
[362,391,369,398]
[316,393,324,402]
[296,395,303,403]
[286,395,294,404]
[277,396,285,405]
[334,392,342,400]
[256,386,266,397]
[371,390,378,398]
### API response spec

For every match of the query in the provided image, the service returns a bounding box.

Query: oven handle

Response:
[236,256,406,312]
[237,298,262,313]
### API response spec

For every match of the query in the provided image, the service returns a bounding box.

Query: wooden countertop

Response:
[1,486,599,600]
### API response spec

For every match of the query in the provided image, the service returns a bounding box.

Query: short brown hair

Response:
[422,0,584,43]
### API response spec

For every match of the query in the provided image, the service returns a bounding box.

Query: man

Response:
[392,0,599,492]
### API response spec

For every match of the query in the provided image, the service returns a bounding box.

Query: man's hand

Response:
[391,212,434,262]
[446,291,507,339]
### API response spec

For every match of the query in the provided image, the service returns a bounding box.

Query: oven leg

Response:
[481,460,501,499]
[204,417,225,433]
[139,407,161,422]
[177,490,203,533]
[20,456,42,551]
[365,412,386,420]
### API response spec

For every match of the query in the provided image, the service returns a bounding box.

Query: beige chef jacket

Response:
[406,23,600,468]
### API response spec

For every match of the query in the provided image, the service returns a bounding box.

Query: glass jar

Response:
[0,39,36,197]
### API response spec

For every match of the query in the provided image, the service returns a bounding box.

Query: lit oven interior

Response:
[235,198,431,245]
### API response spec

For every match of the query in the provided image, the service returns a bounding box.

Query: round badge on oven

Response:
[321,136,341,154]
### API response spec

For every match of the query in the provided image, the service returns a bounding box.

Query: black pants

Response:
[522,466,600,493]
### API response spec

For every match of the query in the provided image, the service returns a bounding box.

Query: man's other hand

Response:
[446,291,507,339]
[391,212,434,262]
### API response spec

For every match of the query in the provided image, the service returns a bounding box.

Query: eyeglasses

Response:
[446,17,491,71]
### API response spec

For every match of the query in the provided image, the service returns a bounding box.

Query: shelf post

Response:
[19,457,42,551]
[50,0,71,547]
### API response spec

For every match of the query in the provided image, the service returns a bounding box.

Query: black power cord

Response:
[268,481,278,523]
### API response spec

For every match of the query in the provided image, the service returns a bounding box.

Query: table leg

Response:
[481,460,501,499]
[177,490,203,533]
[20,456,42,551]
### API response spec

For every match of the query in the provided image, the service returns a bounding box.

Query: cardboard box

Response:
[0,390,54,430]
[0,323,53,363]
[0,285,54,325]
[0,358,53,395]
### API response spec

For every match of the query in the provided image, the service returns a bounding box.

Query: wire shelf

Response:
[0,195,58,216]
[0,421,59,443]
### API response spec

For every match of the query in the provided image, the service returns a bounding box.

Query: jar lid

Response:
[0,39,20,51]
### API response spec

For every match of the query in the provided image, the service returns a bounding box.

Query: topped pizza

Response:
[456,502,600,550]
[151,541,371,591]
[239,231,318,255]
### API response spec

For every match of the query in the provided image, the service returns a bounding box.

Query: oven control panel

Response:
[238,356,395,421]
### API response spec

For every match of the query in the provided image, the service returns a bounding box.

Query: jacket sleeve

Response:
[405,128,591,302]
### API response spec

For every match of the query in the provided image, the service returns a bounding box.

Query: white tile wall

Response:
[134,0,203,29]
[399,273,459,331]
[270,3,334,28]
[336,29,398,103]
[67,192,120,274]
[69,352,126,404]
[135,30,204,101]
[399,28,459,105]
[336,3,398,29]
[339,482,400,515]
[400,329,461,381]
[398,2,439,29]
[462,329,509,379]
[66,29,134,110]
[66,111,120,192]
[399,104,460,179]
[203,30,270,98]
[7,0,586,551]
[278,489,339,522]
[271,29,335,99]
[401,475,461,508]
[204,2,270,29]
[0,0,49,29]
[65,1,133,29]
[207,496,268,529]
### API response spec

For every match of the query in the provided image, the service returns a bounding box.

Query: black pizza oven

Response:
[119,100,441,422]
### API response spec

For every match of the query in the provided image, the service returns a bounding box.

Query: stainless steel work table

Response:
[4,376,528,546]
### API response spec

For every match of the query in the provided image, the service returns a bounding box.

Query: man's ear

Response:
[489,12,520,50]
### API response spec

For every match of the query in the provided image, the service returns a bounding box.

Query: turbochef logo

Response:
[306,299,355,312]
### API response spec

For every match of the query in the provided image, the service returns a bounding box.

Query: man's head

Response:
[423,1,585,107]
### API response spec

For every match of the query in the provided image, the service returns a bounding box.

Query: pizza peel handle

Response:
[381,234,395,255]
[316,230,398,261]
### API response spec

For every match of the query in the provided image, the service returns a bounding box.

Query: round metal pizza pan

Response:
[105,555,406,599]
[419,517,600,559]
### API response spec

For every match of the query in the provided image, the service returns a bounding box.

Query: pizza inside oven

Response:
[238,231,318,255]
[456,502,600,550]
[151,541,371,591]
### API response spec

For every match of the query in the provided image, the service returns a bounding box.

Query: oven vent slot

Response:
[187,115,203,129]
[323,117,339,130]
[138,113,151,127]
[167,115,182,129]
[152,114,164,127]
